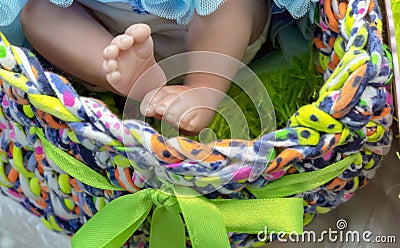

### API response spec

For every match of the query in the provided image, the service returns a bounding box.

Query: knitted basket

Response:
[0,0,394,247]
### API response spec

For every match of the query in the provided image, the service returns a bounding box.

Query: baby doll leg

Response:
[141,0,269,134]
[21,0,114,91]
[21,0,166,97]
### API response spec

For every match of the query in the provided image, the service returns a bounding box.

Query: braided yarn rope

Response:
[0,0,394,247]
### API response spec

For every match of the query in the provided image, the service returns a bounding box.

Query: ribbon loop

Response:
[71,189,154,248]
[71,185,305,248]
[175,187,231,248]
[150,206,185,248]
[213,198,304,234]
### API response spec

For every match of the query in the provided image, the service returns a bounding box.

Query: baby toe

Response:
[140,88,167,116]
[154,94,180,117]
[125,24,151,43]
[103,45,119,60]
[179,115,196,132]
[103,60,118,73]
[111,34,133,50]
[106,71,122,85]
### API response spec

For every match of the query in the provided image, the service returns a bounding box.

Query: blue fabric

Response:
[1,0,226,25]
[1,0,317,27]
[0,0,28,47]
[48,0,226,24]
[49,0,150,14]
[0,0,225,45]
[273,0,319,19]
[0,11,27,46]
[0,0,317,59]
[0,0,27,26]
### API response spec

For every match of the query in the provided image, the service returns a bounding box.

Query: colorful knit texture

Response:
[0,0,394,247]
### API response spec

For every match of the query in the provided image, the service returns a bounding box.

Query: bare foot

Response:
[102,24,165,97]
[140,85,224,134]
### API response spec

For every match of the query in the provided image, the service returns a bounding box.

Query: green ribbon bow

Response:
[34,127,358,248]
[71,186,304,248]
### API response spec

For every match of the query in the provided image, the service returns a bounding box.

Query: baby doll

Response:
[20,0,270,134]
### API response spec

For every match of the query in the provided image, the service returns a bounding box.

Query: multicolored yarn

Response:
[0,0,394,247]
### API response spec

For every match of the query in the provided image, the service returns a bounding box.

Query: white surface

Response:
[0,195,70,248]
